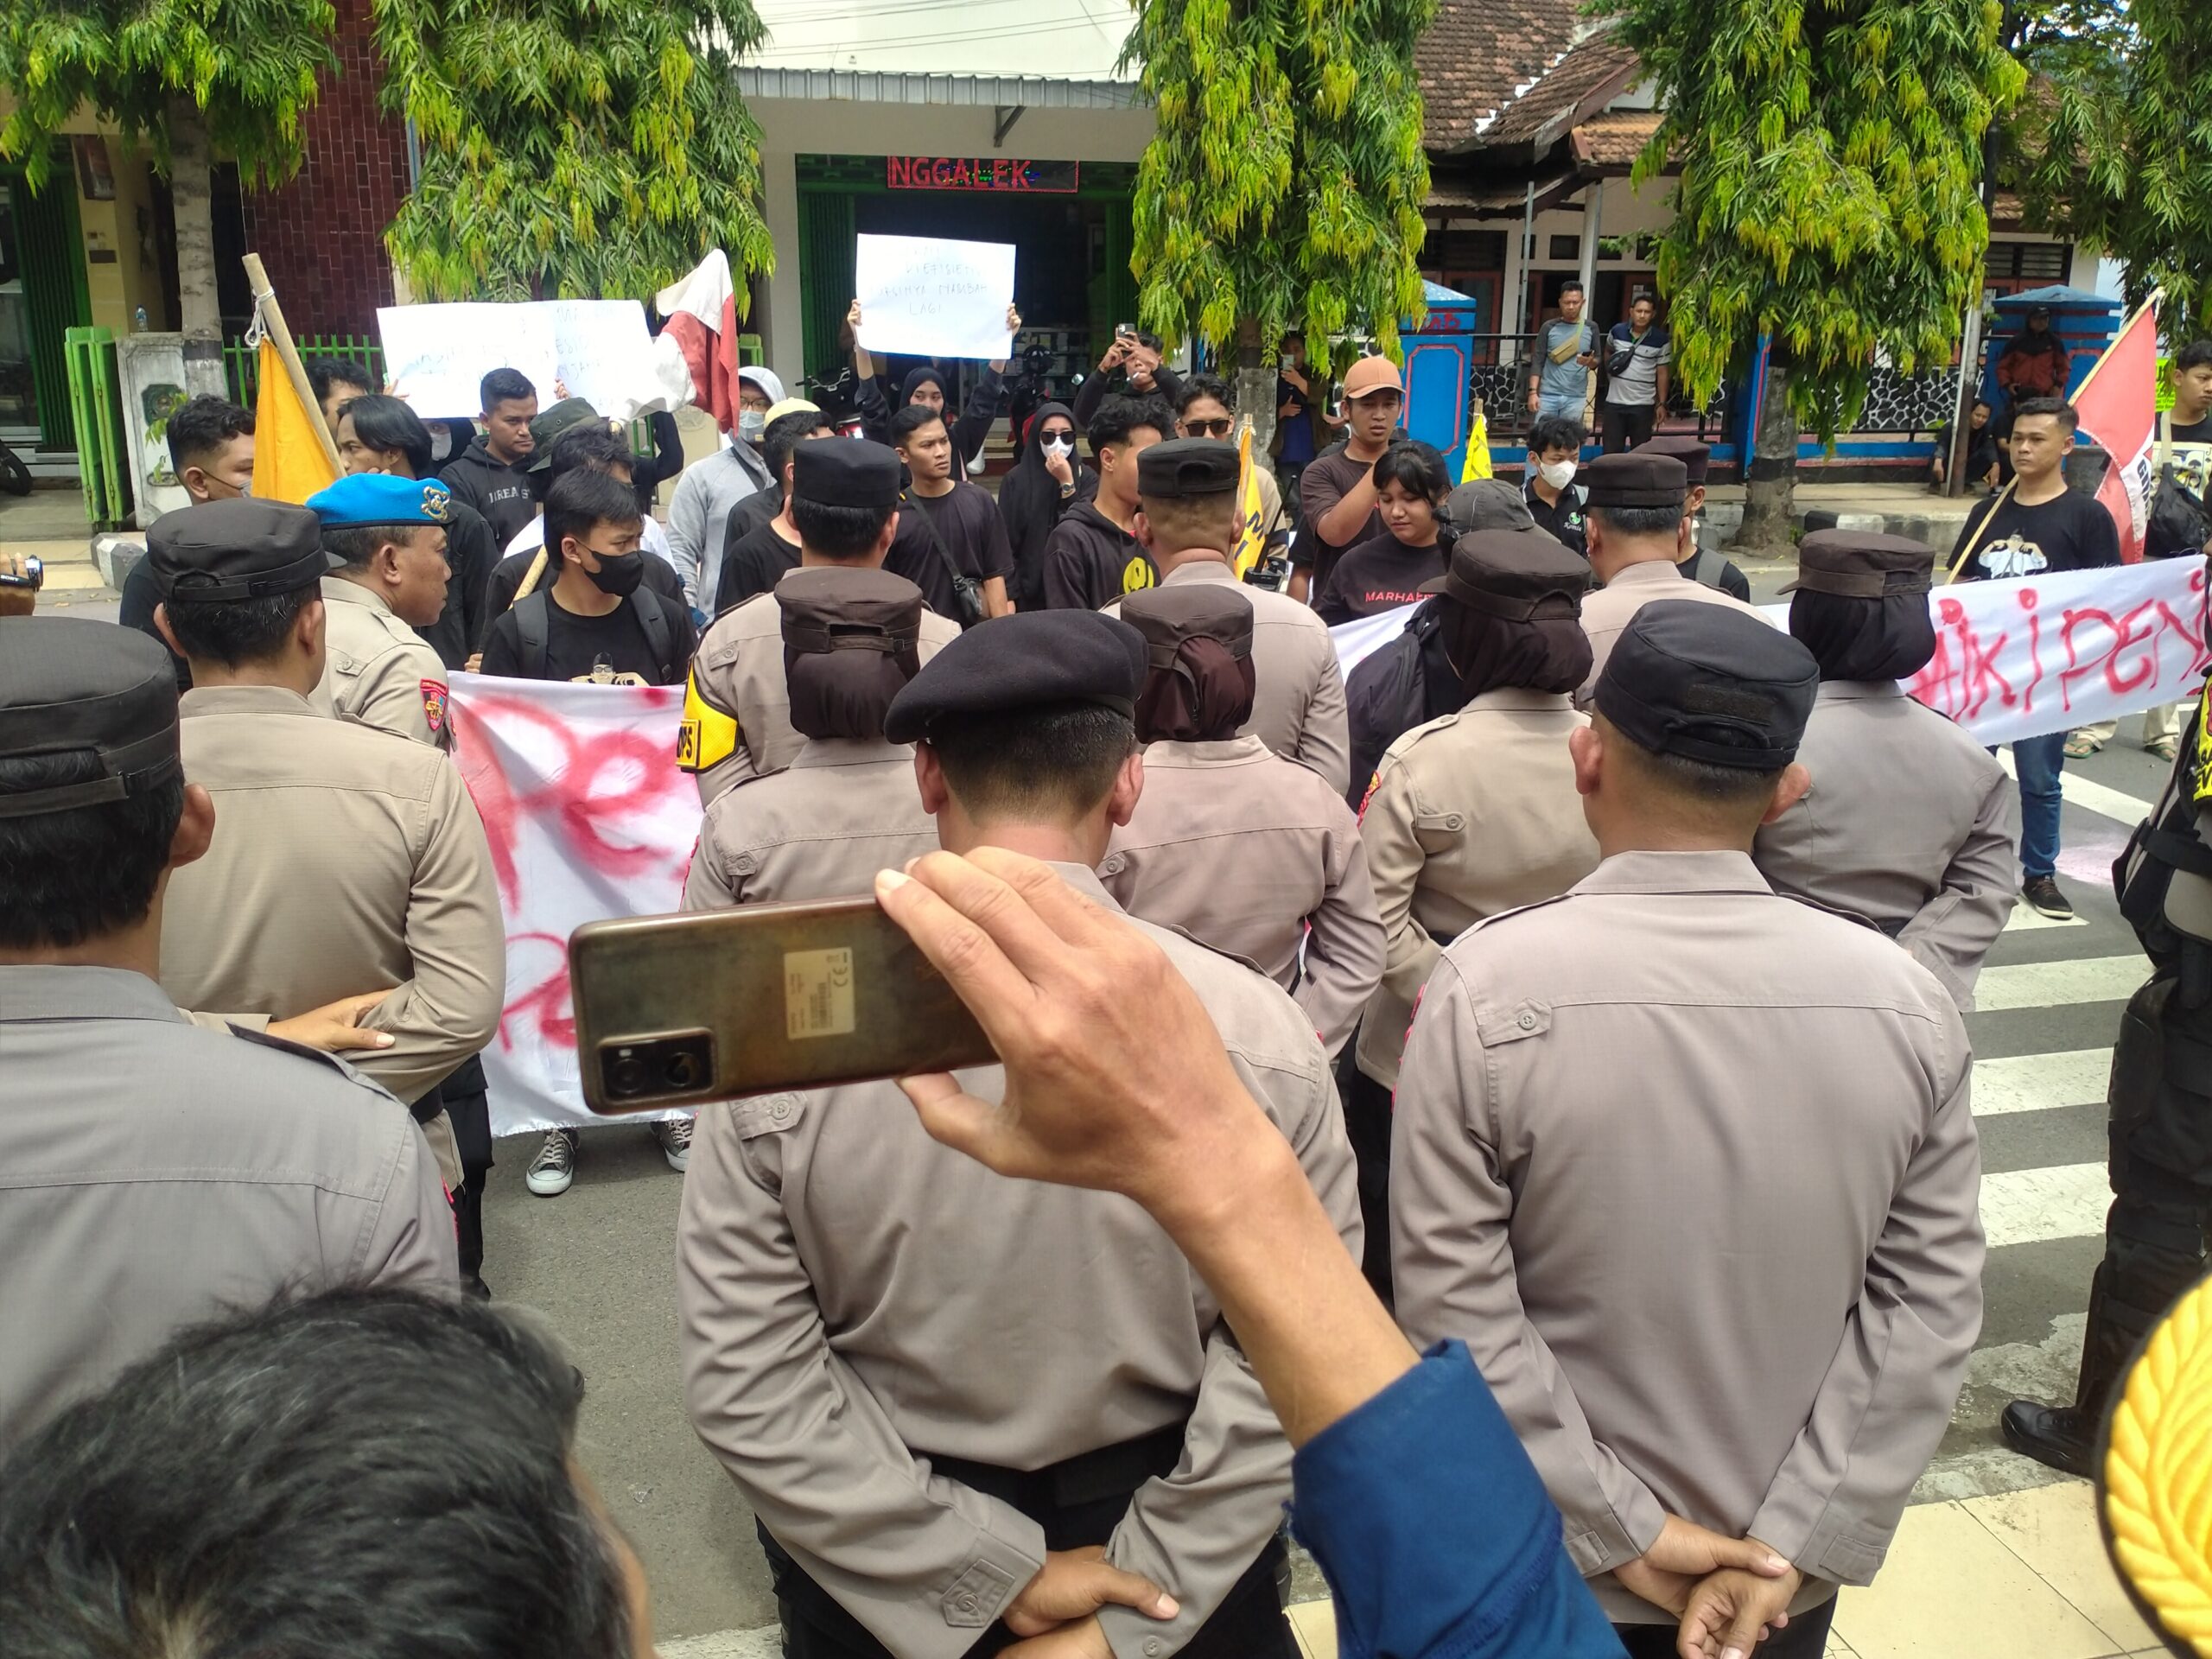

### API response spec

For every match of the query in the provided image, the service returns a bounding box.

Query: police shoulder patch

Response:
[421,680,449,735]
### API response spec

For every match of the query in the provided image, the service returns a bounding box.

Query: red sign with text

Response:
[887,156,1080,193]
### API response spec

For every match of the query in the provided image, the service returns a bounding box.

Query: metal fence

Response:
[224,334,386,407]
[1465,334,1729,444]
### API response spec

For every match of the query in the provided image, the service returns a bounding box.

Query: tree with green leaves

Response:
[371,0,772,303]
[0,0,336,334]
[1594,0,2025,545]
[1121,0,1433,440]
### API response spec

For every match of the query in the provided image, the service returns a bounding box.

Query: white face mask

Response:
[738,410,766,442]
[1042,436,1074,460]
[1538,459,1577,491]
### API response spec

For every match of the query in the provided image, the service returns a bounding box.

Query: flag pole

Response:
[242,252,343,473]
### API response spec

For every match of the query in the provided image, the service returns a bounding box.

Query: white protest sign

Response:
[855,233,1016,360]
[378,300,671,420]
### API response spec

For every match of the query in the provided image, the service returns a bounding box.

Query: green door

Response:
[797,188,855,385]
[2,158,92,449]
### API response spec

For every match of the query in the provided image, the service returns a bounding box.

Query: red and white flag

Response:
[2072,296,2161,563]
[654,249,741,434]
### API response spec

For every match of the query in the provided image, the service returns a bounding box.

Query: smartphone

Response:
[569,897,996,1115]
[1115,322,1135,340]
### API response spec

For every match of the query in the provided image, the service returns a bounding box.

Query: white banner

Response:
[854,233,1016,360]
[378,299,677,421]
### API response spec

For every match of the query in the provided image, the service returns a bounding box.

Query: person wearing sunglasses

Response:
[1175,377,1287,563]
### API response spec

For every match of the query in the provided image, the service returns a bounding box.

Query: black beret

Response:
[1595,601,1818,770]
[793,438,902,509]
[1419,525,1590,620]
[1121,582,1255,664]
[1137,437,1241,499]
[777,566,924,656]
[0,616,181,818]
[885,610,1144,743]
[1581,452,1688,510]
[1781,529,1936,598]
[1635,433,1711,488]
[146,499,327,604]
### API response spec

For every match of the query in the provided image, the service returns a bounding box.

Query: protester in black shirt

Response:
[334,395,497,672]
[997,400,1095,611]
[438,368,538,546]
[480,468,697,685]
[1522,414,1588,557]
[715,408,836,615]
[1317,442,1451,624]
[1043,395,1172,609]
[887,404,1014,626]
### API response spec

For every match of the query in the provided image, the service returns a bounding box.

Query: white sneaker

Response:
[525,1130,577,1196]
[654,1116,694,1173]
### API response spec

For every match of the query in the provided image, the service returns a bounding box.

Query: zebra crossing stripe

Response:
[1972,1048,2111,1117]
[1995,750,2155,827]
[1973,955,2146,1012]
[1979,1162,2109,1249]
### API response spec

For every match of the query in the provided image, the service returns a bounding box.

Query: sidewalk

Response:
[1706,481,1982,554]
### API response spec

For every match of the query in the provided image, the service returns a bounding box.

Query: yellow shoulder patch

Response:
[677,672,740,773]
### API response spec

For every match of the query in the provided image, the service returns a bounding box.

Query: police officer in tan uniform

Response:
[683,567,936,909]
[307,474,457,751]
[1393,603,1984,1657]
[146,499,505,1197]
[1103,438,1351,795]
[0,614,454,1448]
[1753,530,2018,1010]
[680,610,1360,1659]
[681,440,960,804]
[1102,580,1383,1058]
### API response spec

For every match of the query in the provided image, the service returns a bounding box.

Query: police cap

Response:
[1780,529,1936,598]
[793,438,902,509]
[307,474,453,528]
[1581,451,1688,511]
[885,610,1145,743]
[0,616,181,817]
[1121,582,1255,664]
[1137,438,1240,499]
[1419,526,1589,620]
[777,566,925,657]
[1594,601,1818,770]
[147,499,327,604]
[1635,433,1711,488]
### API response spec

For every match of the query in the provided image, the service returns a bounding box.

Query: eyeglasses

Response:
[1185,418,1234,438]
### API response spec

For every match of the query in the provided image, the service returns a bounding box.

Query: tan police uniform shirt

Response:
[1353,690,1599,1088]
[683,737,937,910]
[311,576,454,752]
[1392,851,1984,1622]
[682,579,963,805]
[1101,734,1383,1057]
[1106,559,1352,796]
[157,686,505,1185]
[1574,558,1772,707]
[0,964,456,1451]
[679,864,1361,1659]
[1754,681,2020,1010]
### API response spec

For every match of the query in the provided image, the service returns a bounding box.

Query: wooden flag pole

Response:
[241,252,343,473]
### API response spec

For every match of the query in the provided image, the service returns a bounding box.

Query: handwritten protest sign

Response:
[378,300,680,420]
[854,233,1016,360]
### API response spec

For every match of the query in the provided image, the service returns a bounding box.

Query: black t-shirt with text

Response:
[478,589,699,686]
[1522,480,1587,557]
[1951,486,2122,582]
[1315,533,1446,625]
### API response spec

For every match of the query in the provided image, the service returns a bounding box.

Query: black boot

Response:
[2002,1265,2132,1477]
[1999,1401,2095,1476]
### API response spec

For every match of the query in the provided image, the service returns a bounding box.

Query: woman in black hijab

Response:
[996,402,1096,612]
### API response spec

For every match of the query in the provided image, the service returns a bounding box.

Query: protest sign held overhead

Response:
[378,299,683,419]
[853,233,1017,360]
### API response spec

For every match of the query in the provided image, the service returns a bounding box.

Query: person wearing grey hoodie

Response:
[666,365,784,613]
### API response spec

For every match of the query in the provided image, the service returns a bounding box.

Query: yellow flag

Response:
[1232,424,1266,579]
[250,338,339,504]
[1459,409,1493,482]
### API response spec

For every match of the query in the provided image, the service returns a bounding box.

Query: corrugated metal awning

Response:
[735,67,1145,108]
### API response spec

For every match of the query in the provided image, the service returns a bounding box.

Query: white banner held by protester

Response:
[378,299,671,420]
[854,233,1016,360]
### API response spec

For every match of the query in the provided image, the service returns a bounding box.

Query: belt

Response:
[924,1417,1191,1519]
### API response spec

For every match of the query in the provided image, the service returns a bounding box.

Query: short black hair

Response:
[545,422,632,481]
[2176,340,2212,374]
[0,1288,633,1659]
[2012,396,2080,433]
[790,495,895,559]
[480,367,536,411]
[889,404,949,448]
[165,395,253,474]
[160,587,318,670]
[762,409,830,481]
[1174,374,1233,416]
[1559,278,1586,298]
[0,753,184,950]
[1529,413,1586,455]
[338,393,434,478]
[303,355,374,409]
[1088,394,1173,460]
[543,467,643,560]
[1591,502,1683,537]
[1372,439,1449,501]
[1611,721,1786,808]
[929,702,1135,823]
[323,524,412,569]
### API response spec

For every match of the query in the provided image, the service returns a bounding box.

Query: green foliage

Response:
[0,0,334,187]
[372,0,773,302]
[2024,0,2211,340]
[1593,0,2024,440]
[1122,0,1434,374]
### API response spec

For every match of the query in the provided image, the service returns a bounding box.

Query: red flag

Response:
[655,250,741,434]
[2070,296,2160,563]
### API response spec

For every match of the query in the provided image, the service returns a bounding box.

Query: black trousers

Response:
[432,1054,493,1282]
[1601,403,1657,453]
[1614,1595,1834,1658]
[1336,1042,1395,1309]
[2073,972,2212,1416]
[757,1424,1296,1659]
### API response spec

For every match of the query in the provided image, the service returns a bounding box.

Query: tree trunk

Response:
[1232,315,1277,457]
[1738,362,1798,552]
[167,98,219,337]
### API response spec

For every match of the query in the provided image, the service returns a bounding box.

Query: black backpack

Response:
[1344,600,1456,810]
[510,584,680,684]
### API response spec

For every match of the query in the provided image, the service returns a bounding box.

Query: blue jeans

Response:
[1536,392,1586,422]
[2012,730,2067,880]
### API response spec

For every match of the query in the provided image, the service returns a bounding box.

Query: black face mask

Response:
[584,550,645,597]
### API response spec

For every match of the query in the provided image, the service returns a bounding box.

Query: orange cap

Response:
[1342,356,1403,399]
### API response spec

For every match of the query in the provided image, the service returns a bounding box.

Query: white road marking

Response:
[2002,899,2086,932]
[1998,749,2155,826]
[1973,1048,2111,1116]
[1974,954,2146,1011]
[1980,1162,2109,1249]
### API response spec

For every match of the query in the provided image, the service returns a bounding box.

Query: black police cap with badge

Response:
[1136,438,1241,498]
[145,499,327,605]
[885,610,1147,745]
[1595,601,1819,770]
[0,616,182,817]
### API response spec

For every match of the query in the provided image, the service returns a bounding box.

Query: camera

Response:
[0,554,42,592]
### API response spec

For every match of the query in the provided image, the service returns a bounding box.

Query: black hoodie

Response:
[437,435,537,547]
[997,401,1097,609]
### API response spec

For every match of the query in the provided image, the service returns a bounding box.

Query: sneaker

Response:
[1999,1400,2094,1478]
[2023,874,2073,921]
[525,1129,577,1196]
[654,1115,694,1173]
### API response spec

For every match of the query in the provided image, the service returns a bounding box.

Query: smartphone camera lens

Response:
[664,1050,704,1091]
[609,1054,649,1098]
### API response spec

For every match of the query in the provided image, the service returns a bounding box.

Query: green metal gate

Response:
[6,159,92,450]
[797,188,856,385]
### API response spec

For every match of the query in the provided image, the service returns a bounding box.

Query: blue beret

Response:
[308,474,454,528]
[884,611,1145,743]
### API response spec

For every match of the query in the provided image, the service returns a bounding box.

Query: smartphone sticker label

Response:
[785,948,856,1040]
